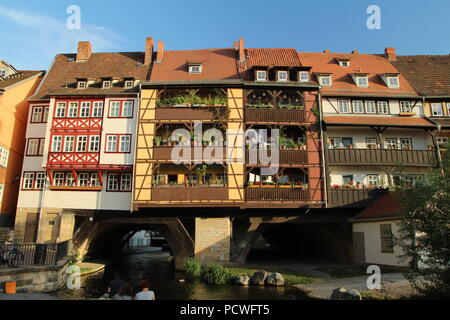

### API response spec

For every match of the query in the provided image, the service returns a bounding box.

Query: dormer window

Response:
[188,63,202,74]
[299,71,309,82]
[102,80,112,89]
[77,81,87,89]
[337,59,351,67]
[124,80,134,88]
[277,71,288,82]
[318,74,332,86]
[387,76,400,88]
[0,69,6,78]
[356,76,368,88]
[256,70,268,82]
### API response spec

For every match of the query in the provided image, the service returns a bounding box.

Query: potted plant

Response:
[347,144,355,150]
[154,136,162,147]
[402,145,412,151]
[195,164,208,185]
[427,144,435,150]
[332,184,340,189]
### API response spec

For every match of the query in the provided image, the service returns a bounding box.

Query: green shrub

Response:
[201,264,234,285]
[184,257,202,279]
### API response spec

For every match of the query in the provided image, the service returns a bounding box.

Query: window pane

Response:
[32,107,43,122]
[107,136,118,152]
[120,136,131,152]
[122,101,133,117]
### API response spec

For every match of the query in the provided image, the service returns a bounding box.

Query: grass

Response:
[226,267,316,285]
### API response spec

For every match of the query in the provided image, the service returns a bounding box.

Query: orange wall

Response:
[0,74,43,220]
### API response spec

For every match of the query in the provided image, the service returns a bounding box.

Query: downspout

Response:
[317,88,328,207]
[131,89,141,214]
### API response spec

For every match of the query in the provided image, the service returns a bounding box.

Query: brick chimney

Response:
[155,41,164,63]
[385,47,397,61]
[323,49,331,54]
[233,41,238,50]
[76,41,92,62]
[238,38,245,62]
[144,37,154,65]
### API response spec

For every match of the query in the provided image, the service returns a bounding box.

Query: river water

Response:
[53,249,307,300]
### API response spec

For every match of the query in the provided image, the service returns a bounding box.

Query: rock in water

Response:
[250,271,269,286]
[234,275,250,286]
[266,272,285,286]
[330,287,362,300]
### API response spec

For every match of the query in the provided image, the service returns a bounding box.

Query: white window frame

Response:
[356,76,368,88]
[320,75,332,86]
[102,81,112,89]
[256,70,267,82]
[119,135,131,153]
[400,101,412,113]
[68,102,78,118]
[120,173,132,191]
[365,101,376,114]
[65,173,75,187]
[400,138,413,149]
[23,173,35,189]
[80,102,91,117]
[77,81,87,89]
[78,173,90,187]
[352,100,364,113]
[53,173,65,187]
[0,147,9,167]
[385,138,398,150]
[0,183,4,203]
[122,101,133,117]
[55,102,66,118]
[89,136,101,152]
[35,173,46,190]
[109,101,121,117]
[387,76,400,89]
[367,174,379,187]
[277,71,288,82]
[64,136,75,152]
[106,135,118,152]
[107,173,119,191]
[77,136,88,152]
[92,101,103,118]
[27,139,40,156]
[90,173,100,187]
[338,99,349,113]
[31,107,43,123]
[299,71,309,82]
[189,65,202,74]
[431,103,443,116]
[51,136,63,152]
[377,101,389,114]
[124,80,134,88]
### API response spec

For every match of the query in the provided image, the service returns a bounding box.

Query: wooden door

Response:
[352,232,366,264]
[24,213,38,243]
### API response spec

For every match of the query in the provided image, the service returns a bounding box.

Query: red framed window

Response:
[30,106,49,123]
[54,100,104,118]
[105,134,132,153]
[108,100,134,118]
[50,134,101,153]
[106,172,132,192]
[22,172,46,190]
[26,138,45,156]
[50,171,102,188]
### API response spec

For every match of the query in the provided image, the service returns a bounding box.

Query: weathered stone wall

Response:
[0,259,70,293]
[195,218,231,265]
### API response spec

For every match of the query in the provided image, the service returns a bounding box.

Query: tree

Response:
[396,145,450,297]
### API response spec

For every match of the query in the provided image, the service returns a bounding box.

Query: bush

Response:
[184,258,202,280]
[201,264,234,285]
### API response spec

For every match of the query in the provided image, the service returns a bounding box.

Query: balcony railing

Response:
[246,149,308,165]
[151,186,229,201]
[155,106,218,121]
[327,188,387,208]
[153,146,227,162]
[326,149,436,167]
[245,108,306,123]
[52,118,102,130]
[47,152,100,166]
[246,186,309,201]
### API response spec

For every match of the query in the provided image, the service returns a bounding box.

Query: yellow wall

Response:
[423,101,450,117]
[0,74,43,217]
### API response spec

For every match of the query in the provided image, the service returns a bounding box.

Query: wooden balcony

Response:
[327,188,387,208]
[246,149,308,165]
[151,186,229,201]
[246,186,309,201]
[326,149,436,167]
[245,108,306,123]
[155,106,216,121]
[153,146,227,162]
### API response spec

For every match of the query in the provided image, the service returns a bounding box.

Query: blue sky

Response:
[0,0,449,70]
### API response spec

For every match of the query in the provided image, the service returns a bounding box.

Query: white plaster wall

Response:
[326,127,432,150]
[352,220,408,267]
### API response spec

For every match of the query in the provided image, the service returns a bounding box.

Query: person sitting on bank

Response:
[108,272,125,297]
[112,284,133,300]
[134,280,155,300]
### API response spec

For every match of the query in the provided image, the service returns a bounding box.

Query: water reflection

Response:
[54,250,307,300]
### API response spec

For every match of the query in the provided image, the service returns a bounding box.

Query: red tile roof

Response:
[351,193,402,221]
[392,55,450,97]
[324,115,436,127]
[30,52,151,101]
[0,70,44,89]
[297,52,419,97]
[150,48,240,82]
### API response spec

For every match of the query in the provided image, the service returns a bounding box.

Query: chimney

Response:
[233,41,239,50]
[155,41,164,63]
[323,49,330,54]
[352,50,359,55]
[76,41,92,62]
[238,38,245,62]
[144,37,154,65]
[385,47,397,61]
